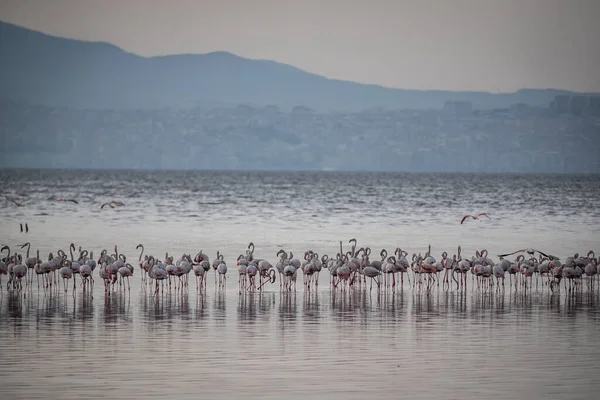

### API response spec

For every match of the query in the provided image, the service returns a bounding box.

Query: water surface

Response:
[1,170,599,399]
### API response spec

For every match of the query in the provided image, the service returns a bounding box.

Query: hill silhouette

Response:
[0,20,593,111]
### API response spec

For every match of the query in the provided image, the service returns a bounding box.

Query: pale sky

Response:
[1,0,599,93]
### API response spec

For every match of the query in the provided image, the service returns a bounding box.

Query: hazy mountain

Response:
[0,20,592,112]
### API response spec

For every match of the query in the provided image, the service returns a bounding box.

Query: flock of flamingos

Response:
[1,238,599,297]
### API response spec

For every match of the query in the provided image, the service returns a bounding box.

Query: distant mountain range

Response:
[1,20,596,112]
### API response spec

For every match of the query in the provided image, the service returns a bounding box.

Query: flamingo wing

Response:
[460,215,475,224]
[477,212,491,220]
[497,249,528,258]
[6,197,24,207]
[531,249,556,260]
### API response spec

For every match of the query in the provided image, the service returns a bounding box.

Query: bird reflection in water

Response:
[75,290,95,322]
[237,291,275,325]
[213,288,226,314]
[331,287,376,313]
[140,290,191,322]
[5,290,24,319]
[302,290,320,320]
[164,291,190,320]
[412,292,437,317]
[195,292,208,320]
[102,290,132,324]
[563,291,586,315]
[379,290,402,313]
[470,290,496,312]
[278,291,298,321]
[237,291,257,323]
[35,290,60,320]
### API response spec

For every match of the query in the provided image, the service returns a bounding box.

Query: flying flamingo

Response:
[6,196,28,207]
[100,201,125,209]
[460,212,491,224]
[47,197,79,204]
[497,248,556,260]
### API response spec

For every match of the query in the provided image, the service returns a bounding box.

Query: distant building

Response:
[551,95,600,116]
[444,101,472,115]
[262,105,280,114]
[291,105,315,114]
[233,104,256,117]
[551,95,570,114]
[589,96,600,116]
[569,96,590,116]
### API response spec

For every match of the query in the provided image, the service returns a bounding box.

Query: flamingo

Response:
[6,196,27,207]
[275,250,289,288]
[194,249,210,285]
[246,262,258,291]
[58,262,73,292]
[47,196,78,204]
[36,253,54,289]
[498,248,556,261]
[392,248,410,287]
[493,264,505,288]
[12,258,28,290]
[0,255,8,290]
[100,201,125,209]
[118,263,134,290]
[136,244,146,282]
[193,259,207,290]
[236,254,249,292]
[20,242,38,286]
[257,268,276,290]
[217,255,228,288]
[460,212,491,224]
[147,256,168,295]
[68,243,82,290]
[362,265,382,290]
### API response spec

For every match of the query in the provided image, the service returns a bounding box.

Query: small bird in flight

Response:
[6,196,27,207]
[101,201,126,209]
[49,197,79,204]
[497,248,557,260]
[460,212,491,224]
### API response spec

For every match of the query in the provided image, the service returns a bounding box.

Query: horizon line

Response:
[0,166,597,176]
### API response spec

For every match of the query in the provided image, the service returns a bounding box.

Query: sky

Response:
[1,0,599,93]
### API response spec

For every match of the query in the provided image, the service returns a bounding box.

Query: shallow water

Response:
[1,170,600,399]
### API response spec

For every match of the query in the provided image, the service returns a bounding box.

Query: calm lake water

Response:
[1,169,600,399]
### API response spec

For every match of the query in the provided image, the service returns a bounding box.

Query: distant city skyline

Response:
[1,0,599,93]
